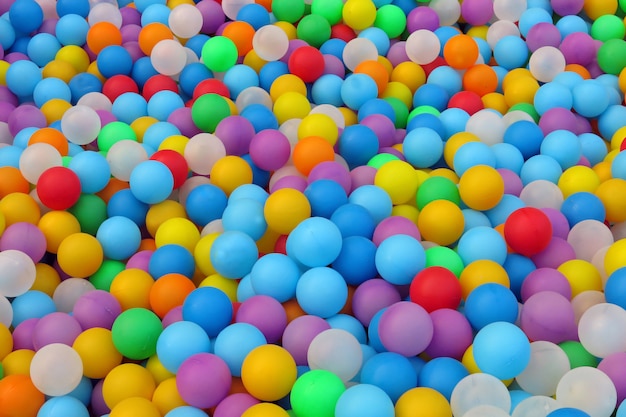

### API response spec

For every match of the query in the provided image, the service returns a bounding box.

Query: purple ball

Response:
[4,52,29,64]
[520,290,578,343]
[271,175,308,193]
[96,109,117,127]
[378,301,434,357]
[598,352,626,404]
[406,6,440,32]
[525,22,562,52]
[167,106,203,138]
[559,32,596,66]
[213,393,260,417]
[551,0,584,16]
[352,278,401,326]
[281,315,330,366]
[0,86,18,107]
[196,0,226,35]
[323,54,346,78]
[0,101,16,122]
[538,107,579,136]
[235,295,288,344]
[11,318,39,350]
[386,41,409,67]
[541,208,570,239]
[162,305,183,328]
[460,0,494,25]
[215,115,255,156]
[424,308,473,360]
[121,24,141,43]
[249,129,291,172]
[572,113,593,135]
[498,168,523,196]
[120,5,141,26]
[177,353,232,409]
[531,237,576,269]
[72,289,122,330]
[349,165,376,191]
[0,222,47,263]
[378,147,405,160]
[361,114,396,149]
[281,39,309,64]
[7,104,46,137]
[125,250,153,272]
[520,267,573,302]
[32,312,82,349]
[372,216,421,246]
[91,379,110,417]
[308,161,352,194]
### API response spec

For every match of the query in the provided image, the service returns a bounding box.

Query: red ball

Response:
[409,266,462,313]
[504,207,553,256]
[330,23,357,42]
[274,234,288,255]
[288,45,325,83]
[142,74,179,101]
[192,78,230,101]
[37,166,82,210]
[149,149,189,189]
[448,90,484,115]
[102,74,139,102]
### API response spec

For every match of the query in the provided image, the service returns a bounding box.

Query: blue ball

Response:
[462,208,492,233]
[55,14,89,46]
[359,352,418,402]
[149,244,196,279]
[555,15,589,38]
[341,73,379,110]
[156,320,212,374]
[68,377,93,406]
[221,197,267,241]
[11,290,56,328]
[412,84,450,112]
[165,406,209,417]
[402,124,445,167]
[134,0,167,13]
[97,45,133,78]
[475,36,492,63]
[435,26,461,51]
[5,59,42,98]
[240,103,279,132]
[453,141,496,176]
[540,129,582,169]
[519,155,563,185]
[142,121,181,150]
[129,160,174,205]
[249,253,301,303]
[223,64,260,99]
[510,390,533,413]
[326,313,367,344]
[518,7,553,37]
[9,0,44,34]
[147,90,185,121]
[464,283,519,330]
[439,107,470,139]
[331,236,378,286]
[375,234,426,285]
[26,33,61,67]
[337,124,379,168]
[502,253,537,300]
[68,73,102,104]
[358,98,396,124]
[552,71,584,91]
[533,82,573,116]
[320,38,347,60]
[547,408,591,417]
[140,3,171,26]
[68,150,111,194]
[33,77,72,108]
[358,27,390,55]
[236,3,270,30]
[560,192,606,227]
[367,308,387,353]
[330,203,376,239]
[236,274,256,302]
[456,225,508,265]
[304,179,349,218]
[184,184,228,227]
[603,267,626,311]
[599,105,626,140]
[492,142,525,174]
[0,146,22,168]
[96,216,142,261]
[484,194,526,227]
[427,66,463,97]
[286,216,344,267]
[37,396,89,417]
[473,321,531,380]
[179,63,213,98]
[0,18,16,51]
[111,92,148,124]
[406,113,446,138]
[348,185,393,224]
[131,56,159,89]
[493,36,529,70]
[416,357,469,401]
[312,74,344,106]
[182,286,233,338]
[259,60,289,91]
[572,79,610,118]
[296,267,348,318]
[56,0,90,17]
[213,322,267,376]
[335,384,394,417]
[185,34,210,59]
[106,189,149,226]
[611,148,626,180]
[492,65,509,93]
[210,230,259,279]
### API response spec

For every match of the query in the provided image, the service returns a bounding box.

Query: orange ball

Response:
[96,178,131,204]
[149,273,197,318]
[28,127,69,156]
[0,374,45,417]
[462,64,498,96]
[138,23,174,55]
[222,21,255,57]
[443,34,480,70]
[292,136,336,176]
[354,60,390,96]
[564,64,591,80]
[86,21,123,54]
[0,167,30,198]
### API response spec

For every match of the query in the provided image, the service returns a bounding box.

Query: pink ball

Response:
[0,222,47,263]
[520,291,577,343]
[598,352,626,404]
[162,305,183,328]
[349,165,376,191]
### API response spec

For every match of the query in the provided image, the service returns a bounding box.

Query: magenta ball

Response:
[215,115,255,156]
[235,294,288,344]
[168,107,202,138]
[281,314,330,366]
[271,175,308,193]
[196,0,226,34]
[498,169,523,196]
[32,311,82,349]
[520,291,578,344]
[213,393,260,417]
[352,278,402,326]
[386,41,410,67]
[72,289,122,330]
[460,0,494,25]
[0,222,47,263]
[308,161,352,194]
[598,352,626,404]
[372,216,421,246]
[11,318,39,350]
[91,379,110,417]
[176,353,232,409]
[424,308,473,360]
[551,0,584,16]
[249,129,291,171]
[520,268,572,302]
[323,54,346,77]
[378,301,434,357]
[8,104,47,137]
[530,237,576,269]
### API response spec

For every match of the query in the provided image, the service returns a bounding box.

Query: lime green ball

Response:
[591,14,626,41]
[416,176,461,210]
[508,102,540,123]
[559,341,599,369]
[383,97,409,129]
[407,105,441,124]
[97,121,137,152]
[61,155,72,167]
[367,153,401,168]
[374,5,407,39]
[111,308,163,360]
[272,0,306,23]
[201,36,238,73]
[290,370,346,417]
[191,93,231,133]
[425,245,465,277]
[311,0,344,25]
[597,38,626,75]
[620,0,626,12]
[89,260,126,291]
[68,194,107,235]
[296,14,332,48]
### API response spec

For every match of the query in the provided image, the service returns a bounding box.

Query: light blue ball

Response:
[492,142,524,174]
[147,90,185,121]
[68,150,111,193]
[520,154,563,185]
[0,145,23,168]
[11,290,56,328]
[427,65,463,97]
[341,73,378,110]
[358,27,390,55]
[456,225,508,265]
[221,197,267,241]
[213,322,267,376]
[0,17,16,51]
[402,127,444,169]
[533,82,573,115]
[129,160,174,204]
[555,14,589,38]
[552,71,584,91]
[223,64,260,100]
[210,230,259,279]
[26,32,61,67]
[249,253,301,303]
[96,216,142,261]
[140,3,170,25]
[67,377,93,406]
[286,216,343,268]
[330,203,376,239]
[55,14,89,46]
[165,406,209,417]
[473,321,531,380]
[462,208,492,233]
[32,77,72,108]
[612,149,626,180]
[540,130,582,169]
[296,267,348,318]
[229,183,269,205]
[348,185,393,224]
[414,357,469,401]
[367,308,387,353]
[518,7,553,37]
[320,38,347,60]
[359,352,418,402]
[493,36,529,70]
[439,107,470,139]
[375,234,425,285]
[572,79,610,118]
[312,74,345,106]
[598,105,626,140]
[453,141,497,176]
[335,383,394,417]
[236,274,256,302]
[484,194,526,227]
[37,396,90,417]
[5,59,42,97]
[156,320,212,374]
[142,121,181,152]
[327,313,367,344]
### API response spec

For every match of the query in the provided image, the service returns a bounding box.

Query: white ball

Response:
[30,343,84,396]
[466,109,506,145]
[529,46,566,83]
[168,4,203,39]
[515,341,570,396]
[464,404,511,417]
[405,29,441,65]
[567,220,614,263]
[307,328,363,383]
[428,0,461,26]
[343,38,379,72]
[151,39,188,77]
[0,249,37,298]
[184,133,226,176]
[253,25,289,62]
[493,0,528,22]
[556,366,617,417]
[519,180,564,209]
[106,139,149,182]
[52,278,95,313]
[486,20,521,49]
[511,395,561,417]
[578,303,626,358]
[236,86,273,112]
[451,373,511,417]
[76,92,112,111]
[19,142,62,184]
[61,104,102,146]
[0,295,13,328]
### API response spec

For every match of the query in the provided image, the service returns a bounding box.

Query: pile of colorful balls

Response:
[0,0,626,416]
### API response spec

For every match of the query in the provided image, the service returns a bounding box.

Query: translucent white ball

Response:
[572,290,606,324]
[151,39,188,76]
[253,25,290,62]
[52,278,96,313]
[578,303,626,358]
[493,0,527,22]
[0,295,13,328]
[106,139,149,182]
[466,109,506,145]
[76,92,112,111]
[405,29,441,65]
[30,343,84,396]
[221,0,253,20]
[515,341,570,396]
[486,20,521,49]
[529,46,566,83]
[61,104,102,146]
[19,142,63,184]
[567,220,614,263]
[450,373,511,417]
[184,133,226,176]
[343,38,379,71]
[464,404,511,417]
[519,180,564,209]
[87,2,122,27]
[168,3,203,39]
[511,395,561,417]
[556,366,617,417]
[307,328,363,383]
[236,86,274,112]
[429,0,462,26]
[0,249,37,298]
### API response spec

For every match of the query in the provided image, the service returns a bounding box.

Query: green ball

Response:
[97,121,137,152]
[191,93,231,133]
[425,246,465,277]
[89,260,126,291]
[201,36,238,73]
[311,0,344,25]
[367,153,400,169]
[296,14,332,48]
[68,194,107,236]
[508,103,540,123]
[620,0,626,12]
[416,176,461,210]
[597,38,626,75]
[591,15,625,41]
[272,0,306,23]
[111,307,163,360]
[383,97,409,129]
[290,369,346,417]
[559,341,599,369]
[374,5,407,39]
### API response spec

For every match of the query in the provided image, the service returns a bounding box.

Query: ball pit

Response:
[0,0,625,416]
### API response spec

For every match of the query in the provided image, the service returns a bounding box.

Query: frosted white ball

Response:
[236,86,273,112]
[556,366,617,417]
[511,395,561,417]
[168,4,203,39]
[487,20,521,49]
[53,278,95,313]
[567,220,614,263]
[429,0,461,26]
[0,295,13,328]
[343,38,379,71]
[494,0,528,22]
[253,25,289,62]
[106,139,149,182]
[0,250,37,298]
[466,109,506,145]
[515,341,570,396]
[31,343,83,396]
[307,328,363,383]
[519,180,564,209]
[184,133,226,176]
[451,373,511,417]
[151,39,187,76]
[578,303,626,358]
[529,46,566,83]
[19,142,62,184]
[405,29,441,65]
[61,104,102,145]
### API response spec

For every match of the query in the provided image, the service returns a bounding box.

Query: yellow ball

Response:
[158,134,189,154]
[109,268,155,310]
[0,60,10,85]
[502,68,533,91]
[466,25,489,40]
[443,132,480,169]
[241,344,297,402]
[263,188,311,235]
[557,259,603,298]
[390,62,426,94]
[503,76,540,107]
[72,328,123,379]
[395,387,452,417]
[0,193,41,225]
[481,92,508,114]
[194,232,219,276]
[155,217,200,251]
[56,233,104,278]
[87,60,106,83]
[342,0,377,31]
[604,238,626,276]
[595,178,626,223]
[339,107,358,126]
[274,21,297,40]
[0,324,13,361]
[297,113,339,146]
[610,126,626,150]
[417,200,465,246]
[145,354,175,385]
[40,98,72,124]
[459,260,510,300]
[458,165,505,211]
[429,168,460,184]
[130,116,159,143]
[374,159,420,205]
[558,165,601,198]
[210,155,254,196]
[273,92,311,125]
[1,349,35,376]
[37,210,81,253]
[243,49,268,74]
[390,204,420,225]
[109,397,161,417]
[199,273,238,302]
[102,363,157,409]
[592,160,613,182]
[146,200,187,237]
[269,74,307,101]
[242,402,291,417]
[56,45,91,73]
[583,0,618,20]
[152,377,187,416]
[31,263,61,297]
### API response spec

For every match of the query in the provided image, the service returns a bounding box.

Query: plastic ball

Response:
[56,233,104,278]
[409,266,462,312]
[30,343,83,397]
[111,307,162,360]
[289,369,345,417]
[72,327,123,380]
[72,289,121,330]
[405,29,441,65]
[181,286,233,338]
[102,363,156,410]
[521,290,577,344]
[335,383,394,417]
[416,200,464,246]
[0,374,46,417]
[377,301,433,356]
[175,353,231,409]
[249,253,300,303]
[306,328,362,382]
[503,207,553,256]
[578,302,626,358]
[450,373,511,417]
[241,344,297,402]
[156,320,211,374]
[473,321,531,380]
[31,311,81,350]
[515,340,571,397]
[555,366,617,417]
